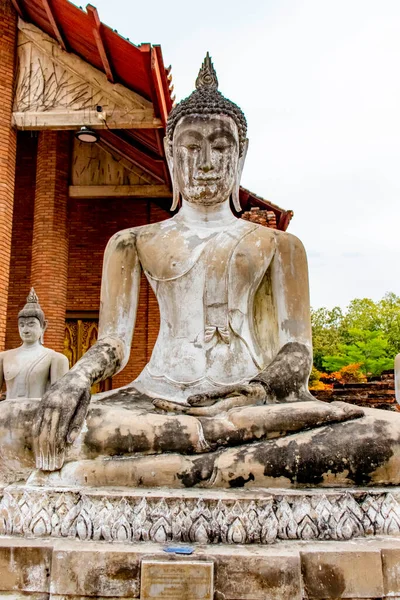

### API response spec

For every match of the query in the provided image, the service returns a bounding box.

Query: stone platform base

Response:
[1,535,400,599]
[1,485,400,545]
[2,486,400,598]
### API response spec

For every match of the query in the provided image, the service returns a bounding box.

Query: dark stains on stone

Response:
[244,417,395,487]
[84,340,122,382]
[83,401,200,457]
[302,561,346,599]
[115,230,137,252]
[251,341,313,402]
[199,417,247,449]
[110,565,139,581]
[228,472,255,488]
[153,419,198,454]
[83,562,139,595]
[177,453,218,487]
[83,423,152,458]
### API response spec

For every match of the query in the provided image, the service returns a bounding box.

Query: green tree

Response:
[311,293,400,377]
[322,329,393,377]
[311,306,346,370]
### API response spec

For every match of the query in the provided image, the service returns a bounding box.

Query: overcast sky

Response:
[72,0,400,310]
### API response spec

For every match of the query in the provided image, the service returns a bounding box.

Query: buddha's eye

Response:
[186,144,200,151]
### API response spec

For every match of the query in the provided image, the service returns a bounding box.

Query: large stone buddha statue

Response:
[1,55,400,489]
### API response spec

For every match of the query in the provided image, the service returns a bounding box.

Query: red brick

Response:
[0,1,17,350]
[5,132,37,349]
[31,131,71,352]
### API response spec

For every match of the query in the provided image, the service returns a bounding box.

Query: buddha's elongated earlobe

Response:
[232,138,249,212]
[171,171,180,212]
[164,136,180,212]
[41,320,48,345]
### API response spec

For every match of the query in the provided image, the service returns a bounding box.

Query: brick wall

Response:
[6,131,169,387]
[67,197,168,388]
[0,1,17,350]
[5,132,38,350]
[312,370,398,411]
[31,131,71,353]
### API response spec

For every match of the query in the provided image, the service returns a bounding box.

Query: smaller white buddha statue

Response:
[0,289,69,399]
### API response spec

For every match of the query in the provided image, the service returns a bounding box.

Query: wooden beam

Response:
[100,130,166,183]
[40,0,67,51]
[97,141,159,186]
[10,0,25,19]
[154,46,173,113]
[150,47,169,128]
[140,44,167,126]
[69,185,172,198]
[86,4,114,83]
[100,139,165,184]
[12,110,163,130]
[278,210,294,232]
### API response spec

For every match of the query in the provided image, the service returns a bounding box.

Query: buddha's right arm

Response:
[33,229,141,470]
[65,228,141,386]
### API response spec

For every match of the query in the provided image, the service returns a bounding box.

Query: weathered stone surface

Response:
[140,559,213,600]
[212,546,302,600]
[21,406,400,490]
[2,485,400,545]
[0,397,366,487]
[300,546,384,598]
[381,545,400,598]
[5,594,49,600]
[0,536,399,599]
[0,538,52,592]
[50,542,141,597]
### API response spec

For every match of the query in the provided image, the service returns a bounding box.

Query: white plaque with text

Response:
[140,559,213,600]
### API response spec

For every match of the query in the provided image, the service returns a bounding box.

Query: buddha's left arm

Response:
[50,353,70,385]
[271,232,312,349]
[250,232,314,402]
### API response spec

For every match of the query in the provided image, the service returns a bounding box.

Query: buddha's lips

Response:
[194,177,221,184]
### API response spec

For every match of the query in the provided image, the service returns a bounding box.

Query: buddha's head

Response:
[165,53,248,210]
[18,288,47,345]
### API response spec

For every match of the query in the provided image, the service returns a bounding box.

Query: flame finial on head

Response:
[26,287,39,304]
[18,287,46,327]
[166,53,247,156]
[195,52,218,90]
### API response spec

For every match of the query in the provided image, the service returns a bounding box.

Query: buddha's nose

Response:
[199,143,213,172]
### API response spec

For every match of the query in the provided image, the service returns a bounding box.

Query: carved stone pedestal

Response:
[2,485,400,544]
[1,485,400,599]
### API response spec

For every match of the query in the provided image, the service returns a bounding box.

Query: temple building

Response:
[0,0,293,389]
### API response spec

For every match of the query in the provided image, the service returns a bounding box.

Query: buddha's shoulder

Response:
[250,224,305,248]
[0,348,16,360]
[105,219,176,252]
[0,346,61,363]
[44,348,69,364]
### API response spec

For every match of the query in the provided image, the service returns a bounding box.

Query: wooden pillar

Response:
[31,131,70,352]
[0,0,17,350]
